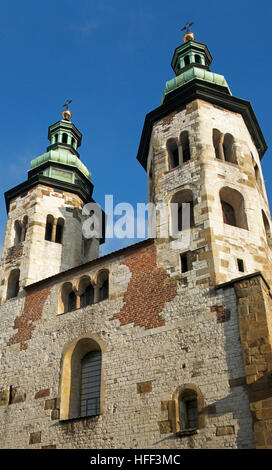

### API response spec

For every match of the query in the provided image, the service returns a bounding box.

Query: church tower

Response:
[137,28,271,288]
[0,107,103,302]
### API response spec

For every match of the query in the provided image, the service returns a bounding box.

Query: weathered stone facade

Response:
[0,239,259,448]
[0,34,272,449]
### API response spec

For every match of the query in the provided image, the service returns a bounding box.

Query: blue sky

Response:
[0,0,271,255]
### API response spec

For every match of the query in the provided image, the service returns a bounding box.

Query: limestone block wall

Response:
[0,240,256,449]
[0,184,100,300]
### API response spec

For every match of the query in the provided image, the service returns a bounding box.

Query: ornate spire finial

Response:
[181,21,195,43]
[62,99,72,121]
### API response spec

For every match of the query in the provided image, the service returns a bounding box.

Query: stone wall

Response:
[0,184,100,302]
[0,240,255,448]
[147,99,272,289]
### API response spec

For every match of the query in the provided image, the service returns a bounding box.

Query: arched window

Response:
[223,133,236,163]
[55,217,64,244]
[6,269,20,300]
[184,55,190,66]
[97,270,109,302]
[61,282,77,313]
[179,389,199,430]
[80,350,102,417]
[78,277,95,308]
[167,138,179,170]
[71,137,75,148]
[171,189,194,235]
[213,129,237,164]
[252,154,263,192]
[14,220,22,245]
[45,215,54,241]
[221,201,236,226]
[55,134,58,143]
[180,131,190,162]
[62,133,68,144]
[68,291,77,312]
[148,163,153,202]
[262,211,272,248]
[171,384,205,433]
[59,337,104,420]
[194,54,201,64]
[213,129,224,160]
[220,187,248,230]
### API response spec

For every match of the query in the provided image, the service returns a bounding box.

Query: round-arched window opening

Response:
[184,55,190,66]
[195,54,201,64]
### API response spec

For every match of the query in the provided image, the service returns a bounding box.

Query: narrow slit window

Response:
[180,131,190,162]
[237,259,244,272]
[6,269,20,300]
[181,254,188,273]
[80,284,95,308]
[195,54,201,64]
[45,215,54,241]
[179,389,199,431]
[167,139,179,170]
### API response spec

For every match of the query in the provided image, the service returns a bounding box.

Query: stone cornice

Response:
[136,78,267,170]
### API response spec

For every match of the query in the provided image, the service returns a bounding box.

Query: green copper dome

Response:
[31,149,91,181]
[161,66,231,104]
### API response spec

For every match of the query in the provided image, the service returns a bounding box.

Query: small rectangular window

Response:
[237,259,244,272]
[180,254,188,273]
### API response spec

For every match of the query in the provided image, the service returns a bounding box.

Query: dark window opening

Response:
[55,218,64,244]
[6,269,20,300]
[195,54,201,64]
[179,390,199,431]
[178,201,194,231]
[99,278,109,302]
[80,284,95,308]
[262,211,272,248]
[186,399,199,428]
[184,55,190,66]
[22,216,28,242]
[181,254,188,273]
[68,291,77,312]
[172,147,179,167]
[180,131,190,162]
[55,224,62,243]
[14,220,22,245]
[221,201,236,227]
[45,222,53,241]
[237,259,244,272]
[220,187,248,230]
[223,133,236,163]
[167,139,179,170]
[80,351,101,417]
[62,133,68,144]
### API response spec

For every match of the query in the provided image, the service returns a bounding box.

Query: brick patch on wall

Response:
[115,243,177,329]
[8,286,51,350]
[210,305,231,323]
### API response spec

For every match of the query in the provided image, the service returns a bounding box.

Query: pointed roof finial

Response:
[62,99,72,121]
[181,21,195,43]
